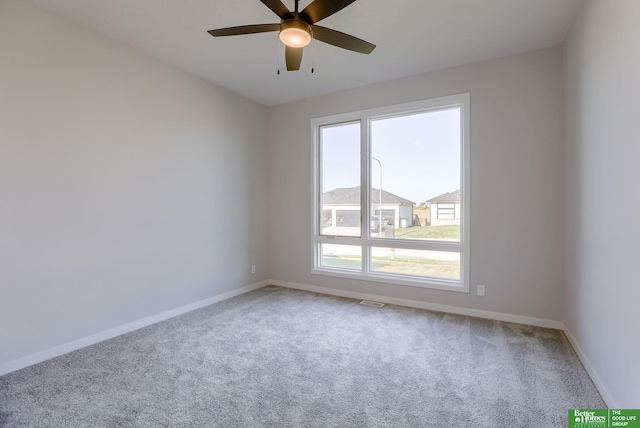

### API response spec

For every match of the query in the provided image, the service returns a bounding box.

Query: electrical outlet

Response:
[477,284,485,297]
[251,265,256,274]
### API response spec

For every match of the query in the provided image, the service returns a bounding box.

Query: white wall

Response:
[564,0,640,408]
[268,48,565,322]
[0,0,268,367]
[398,205,412,228]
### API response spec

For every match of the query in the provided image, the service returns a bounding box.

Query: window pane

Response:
[370,247,460,280]
[321,244,362,270]
[313,94,469,291]
[370,108,461,242]
[320,122,361,237]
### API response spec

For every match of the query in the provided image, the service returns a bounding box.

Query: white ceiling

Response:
[24,0,583,106]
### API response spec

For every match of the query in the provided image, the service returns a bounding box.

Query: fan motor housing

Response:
[281,19,311,34]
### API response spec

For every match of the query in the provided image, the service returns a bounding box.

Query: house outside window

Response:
[428,190,461,225]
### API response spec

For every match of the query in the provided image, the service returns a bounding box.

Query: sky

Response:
[321,107,461,204]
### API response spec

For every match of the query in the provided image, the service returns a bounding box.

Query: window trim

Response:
[311,94,470,293]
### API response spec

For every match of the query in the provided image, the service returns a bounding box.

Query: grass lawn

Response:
[372,256,459,279]
[392,225,460,240]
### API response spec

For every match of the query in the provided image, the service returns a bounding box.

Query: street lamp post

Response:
[372,157,382,237]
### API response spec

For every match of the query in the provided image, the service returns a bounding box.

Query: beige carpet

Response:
[0,285,605,427]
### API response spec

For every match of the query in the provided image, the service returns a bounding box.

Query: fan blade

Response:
[260,0,291,19]
[285,46,303,71]
[208,23,280,37]
[311,25,375,54]
[300,0,357,24]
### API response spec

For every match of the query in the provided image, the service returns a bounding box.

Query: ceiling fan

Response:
[207,0,376,71]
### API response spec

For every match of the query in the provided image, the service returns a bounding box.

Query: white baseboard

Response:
[269,279,564,330]
[0,280,269,377]
[562,326,618,408]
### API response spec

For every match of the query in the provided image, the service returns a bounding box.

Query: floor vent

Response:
[359,300,385,308]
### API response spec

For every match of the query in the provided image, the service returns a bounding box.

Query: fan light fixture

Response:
[208,0,376,72]
[279,20,311,48]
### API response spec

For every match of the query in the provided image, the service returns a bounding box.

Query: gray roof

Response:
[427,190,460,204]
[323,186,415,205]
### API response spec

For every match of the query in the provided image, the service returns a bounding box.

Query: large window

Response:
[312,94,470,292]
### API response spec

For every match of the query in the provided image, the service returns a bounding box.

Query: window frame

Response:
[311,94,470,293]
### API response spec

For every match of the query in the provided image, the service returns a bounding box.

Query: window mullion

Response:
[361,116,371,273]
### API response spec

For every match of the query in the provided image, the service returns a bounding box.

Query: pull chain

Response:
[311,30,315,74]
[276,36,281,75]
